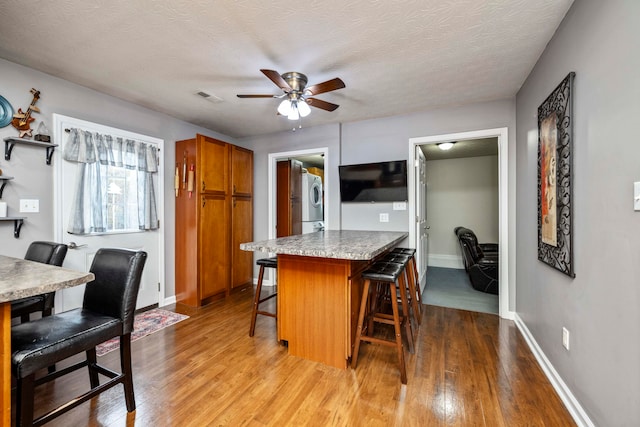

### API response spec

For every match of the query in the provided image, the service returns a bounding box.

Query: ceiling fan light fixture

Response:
[438,142,455,151]
[278,99,292,116]
[237,69,345,123]
[298,100,311,117]
[287,102,300,120]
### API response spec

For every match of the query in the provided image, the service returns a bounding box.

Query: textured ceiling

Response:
[0,0,573,138]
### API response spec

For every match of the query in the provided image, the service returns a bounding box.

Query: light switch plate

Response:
[634,182,640,211]
[379,213,389,223]
[20,199,39,213]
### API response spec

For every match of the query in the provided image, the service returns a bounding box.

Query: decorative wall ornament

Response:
[11,88,40,138]
[537,72,575,277]
[0,95,14,128]
[34,121,51,142]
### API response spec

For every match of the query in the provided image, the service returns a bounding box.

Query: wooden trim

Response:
[0,303,10,427]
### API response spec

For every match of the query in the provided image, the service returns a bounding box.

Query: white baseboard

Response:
[514,313,594,427]
[427,254,464,269]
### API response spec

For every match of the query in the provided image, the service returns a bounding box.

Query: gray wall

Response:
[0,58,235,300]
[427,155,499,268]
[515,0,640,424]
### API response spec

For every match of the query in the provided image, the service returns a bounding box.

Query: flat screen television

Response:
[339,160,408,202]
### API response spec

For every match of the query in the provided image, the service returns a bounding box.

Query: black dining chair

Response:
[11,248,147,427]
[11,241,68,323]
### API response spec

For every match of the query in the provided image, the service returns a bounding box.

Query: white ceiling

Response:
[0,0,573,139]
[421,137,498,160]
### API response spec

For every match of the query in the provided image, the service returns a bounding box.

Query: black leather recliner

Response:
[11,241,68,323]
[11,248,147,427]
[454,227,499,295]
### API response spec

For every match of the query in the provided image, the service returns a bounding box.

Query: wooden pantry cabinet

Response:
[230,145,254,291]
[175,134,253,307]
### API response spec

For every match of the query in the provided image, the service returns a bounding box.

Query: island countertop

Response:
[240,230,408,261]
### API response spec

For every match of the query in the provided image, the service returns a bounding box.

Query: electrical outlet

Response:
[19,199,39,213]
[379,213,389,223]
[562,327,570,351]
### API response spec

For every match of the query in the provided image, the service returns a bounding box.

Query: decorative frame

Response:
[537,72,575,277]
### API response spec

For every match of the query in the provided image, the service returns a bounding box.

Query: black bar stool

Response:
[352,261,414,384]
[249,257,278,337]
[391,247,423,306]
[382,252,422,326]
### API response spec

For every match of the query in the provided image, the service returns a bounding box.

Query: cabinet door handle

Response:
[202,181,206,191]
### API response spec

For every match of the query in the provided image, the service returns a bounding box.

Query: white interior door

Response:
[52,114,164,312]
[415,146,428,285]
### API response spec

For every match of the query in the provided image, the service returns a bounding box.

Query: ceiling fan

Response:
[237,69,345,121]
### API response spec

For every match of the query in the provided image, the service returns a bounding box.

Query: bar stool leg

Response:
[351,278,372,369]
[409,255,423,306]
[404,262,422,325]
[390,282,408,384]
[249,265,265,337]
[398,272,415,354]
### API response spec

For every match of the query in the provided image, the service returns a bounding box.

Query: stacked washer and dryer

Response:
[301,170,324,233]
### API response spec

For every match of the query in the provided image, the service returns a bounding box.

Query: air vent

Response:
[196,91,224,103]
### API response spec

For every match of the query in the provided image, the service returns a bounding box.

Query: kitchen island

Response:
[240,230,407,369]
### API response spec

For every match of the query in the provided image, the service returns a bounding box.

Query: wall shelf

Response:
[0,175,14,199]
[4,137,58,165]
[0,217,25,238]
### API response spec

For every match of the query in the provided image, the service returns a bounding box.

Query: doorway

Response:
[268,147,329,239]
[409,128,510,318]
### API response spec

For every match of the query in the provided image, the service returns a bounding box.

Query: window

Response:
[63,129,159,235]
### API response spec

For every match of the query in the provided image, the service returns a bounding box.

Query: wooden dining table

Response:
[0,255,95,425]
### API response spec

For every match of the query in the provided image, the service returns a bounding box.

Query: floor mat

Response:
[96,308,189,356]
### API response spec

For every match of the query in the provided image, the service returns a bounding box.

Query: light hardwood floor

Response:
[15,287,575,426]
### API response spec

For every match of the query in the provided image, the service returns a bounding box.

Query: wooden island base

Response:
[278,254,368,369]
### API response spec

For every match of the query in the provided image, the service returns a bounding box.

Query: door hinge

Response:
[157,282,161,292]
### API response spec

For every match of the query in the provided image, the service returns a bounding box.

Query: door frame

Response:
[268,147,329,239]
[52,114,166,308]
[414,145,428,285]
[408,127,510,318]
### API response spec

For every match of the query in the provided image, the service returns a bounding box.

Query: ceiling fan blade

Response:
[261,69,292,91]
[237,94,277,98]
[306,98,340,112]
[305,78,345,96]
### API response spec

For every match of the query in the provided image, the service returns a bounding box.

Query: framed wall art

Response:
[538,72,575,277]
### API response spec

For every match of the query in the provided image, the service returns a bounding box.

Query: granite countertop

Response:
[0,255,95,303]
[240,230,408,260]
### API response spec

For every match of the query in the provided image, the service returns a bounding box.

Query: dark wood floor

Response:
[15,287,575,426]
